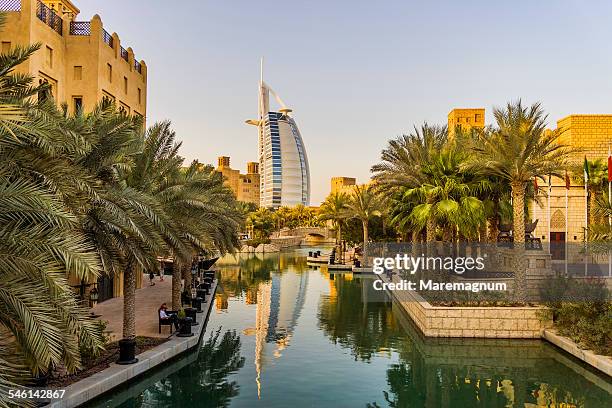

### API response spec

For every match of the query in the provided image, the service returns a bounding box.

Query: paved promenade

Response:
[48,279,217,408]
[91,274,174,340]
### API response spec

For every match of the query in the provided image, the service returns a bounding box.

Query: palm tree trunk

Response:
[122,262,136,339]
[488,217,499,243]
[337,222,343,263]
[183,262,192,293]
[426,218,436,242]
[511,181,527,302]
[511,182,526,243]
[479,222,489,244]
[172,259,182,310]
[362,219,369,266]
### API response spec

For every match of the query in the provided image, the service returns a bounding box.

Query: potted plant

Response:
[176,309,193,337]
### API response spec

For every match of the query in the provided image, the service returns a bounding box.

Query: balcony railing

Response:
[102,29,113,47]
[0,0,21,11]
[134,60,142,74]
[69,21,90,36]
[36,0,62,35]
[120,46,128,61]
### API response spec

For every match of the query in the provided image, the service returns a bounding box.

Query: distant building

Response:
[0,0,147,302]
[1,0,147,119]
[246,60,310,209]
[331,176,356,196]
[448,108,485,137]
[216,156,260,205]
[532,114,612,251]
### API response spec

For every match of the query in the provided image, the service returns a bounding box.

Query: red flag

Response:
[533,177,539,193]
[565,171,571,190]
[608,152,612,182]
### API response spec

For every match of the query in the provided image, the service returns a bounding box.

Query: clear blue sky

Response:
[76,0,612,204]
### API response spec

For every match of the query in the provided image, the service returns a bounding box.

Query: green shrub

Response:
[245,238,271,247]
[543,276,612,355]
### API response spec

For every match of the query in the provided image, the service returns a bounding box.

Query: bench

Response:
[159,310,177,334]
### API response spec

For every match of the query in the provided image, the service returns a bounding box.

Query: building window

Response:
[107,63,112,82]
[123,77,128,94]
[475,113,482,122]
[73,66,82,80]
[1,42,10,53]
[73,96,83,112]
[46,46,53,68]
[137,88,141,104]
[466,117,471,123]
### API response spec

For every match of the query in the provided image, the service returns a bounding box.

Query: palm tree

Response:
[319,192,350,257]
[128,122,241,310]
[404,148,486,242]
[372,124,448,241]
[471,101,571,244]
[470,101,571,302]
[0,30,105,400]
[572,159,608,225]
[247,207,276,240]
[346,185,382,265]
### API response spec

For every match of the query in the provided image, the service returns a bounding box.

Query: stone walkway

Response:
[91,274,174,340]
[48,280,217,408]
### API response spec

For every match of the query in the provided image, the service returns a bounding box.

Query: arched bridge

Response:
[276,227,334,240]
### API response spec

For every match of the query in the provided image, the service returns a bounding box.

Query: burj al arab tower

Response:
[246,60,310,208]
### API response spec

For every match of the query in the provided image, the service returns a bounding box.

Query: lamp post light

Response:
[89,285,99,308]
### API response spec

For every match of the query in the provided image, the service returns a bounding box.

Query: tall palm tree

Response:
[572,159,608,225]
[470,101,571,302]
[61,101,170,342]
[404,148,486,242]
[372,124,448,241]
[319,192,350,256]
[128,122,241,310]
[0,29,105,400]
[471,101,571,244]
[346,185,382,265]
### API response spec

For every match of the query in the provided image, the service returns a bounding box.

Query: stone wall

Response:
[380,273,553,338]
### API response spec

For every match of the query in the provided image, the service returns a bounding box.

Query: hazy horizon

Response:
[74,0,612,205]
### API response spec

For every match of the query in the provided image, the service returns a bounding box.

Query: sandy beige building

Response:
[448,108,485,136]
[532,115,612,252]
[1,0,147,301]
[1,0,147,118]
[216,156,260,206]
[330,176,356,196]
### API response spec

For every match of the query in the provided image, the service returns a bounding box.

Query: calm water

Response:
[89,247,611,408]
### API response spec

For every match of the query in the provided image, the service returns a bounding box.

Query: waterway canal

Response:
[88,247,611,408]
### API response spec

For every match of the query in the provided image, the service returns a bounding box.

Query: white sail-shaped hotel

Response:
[246,60,310,208]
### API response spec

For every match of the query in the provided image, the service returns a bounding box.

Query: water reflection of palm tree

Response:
[141,329,245,407]
[318,275,399,361]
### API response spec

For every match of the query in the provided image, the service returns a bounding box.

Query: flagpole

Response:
[565,180,568,277]
[584,158,588,276]
[547,175,551,255]
[564,170,569,276]
[608,144,611,277]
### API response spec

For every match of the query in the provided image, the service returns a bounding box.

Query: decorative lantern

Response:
[89,285,99,307]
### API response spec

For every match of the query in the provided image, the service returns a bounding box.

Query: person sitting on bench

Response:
[159,303,178,331]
